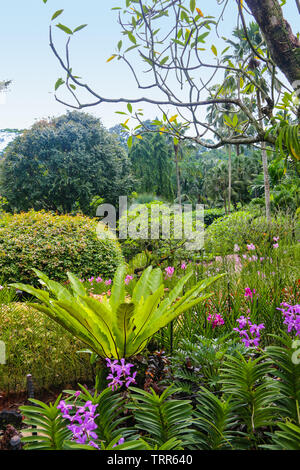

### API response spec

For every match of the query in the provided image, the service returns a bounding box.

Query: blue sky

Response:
[0,0,298,130]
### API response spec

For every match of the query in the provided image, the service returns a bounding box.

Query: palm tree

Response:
[224,22,272,221]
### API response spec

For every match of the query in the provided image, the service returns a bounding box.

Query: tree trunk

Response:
[228,144,232,214]
[174,144,182,205]
[224,191,227,215]
[245,0,300,90]
[257,90,271,223]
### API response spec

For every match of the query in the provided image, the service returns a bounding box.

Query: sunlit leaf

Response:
[127,135,133,149]
[107,55,117,63]
[211,45,218,56]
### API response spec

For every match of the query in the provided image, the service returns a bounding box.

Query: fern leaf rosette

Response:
[11,265,224,359]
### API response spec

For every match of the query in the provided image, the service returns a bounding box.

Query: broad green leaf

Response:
[132,266,153,303]
[113,302,135,357]
[67,271,86,297]
[110,264,126,311]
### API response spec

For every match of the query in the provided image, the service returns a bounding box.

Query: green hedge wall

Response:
[0,210,123,284]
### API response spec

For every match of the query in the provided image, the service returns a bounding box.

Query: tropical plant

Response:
[193,388,245,450]
[20,393,137,451]
[173,335,246,394]
[220,353,276,438]
[129,129,174,201]
[0,111,133,214]
[63,384,134,445]
[127,385,194,448]
[262,421,300,450]
[0,210,123,284]
[12,265,223,359]
[19,396,87,450]
[266,335,300,424]
[20,386,194,451]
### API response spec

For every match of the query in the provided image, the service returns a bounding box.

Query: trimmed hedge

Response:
[205,211,297,255]
[0,210,123,284]
[0,301,93,393]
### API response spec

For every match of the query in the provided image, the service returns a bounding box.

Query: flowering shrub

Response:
[0,302,93,393]
[0,210,123,284]
[207,313,224,328]
[165,266,175,279]
[233,316,265,348]
[57,398,100,448]
[244,287,256,300]
[106,358,137,391]
[205,211,295,255]
[277,303,300,337]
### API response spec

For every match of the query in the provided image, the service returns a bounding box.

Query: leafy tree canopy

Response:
[0,111,134,214]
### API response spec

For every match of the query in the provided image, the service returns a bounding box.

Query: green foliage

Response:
[19,396,78,450]
[173,335,246,392]
[129,131,174,201]
[119,200,203,263]
[203,208,225,226]
[65,385,134,445]
[205,211,296,255]
[127,385,194,448]
[263,421,300,450]
[0,111,133,214]
[0,210,123,284]
[266,336,300,424]
[273,121,300,163]
[220,354,276,435]
[0,302,93,393]
[12,265,223,359]
[193,388,244,449]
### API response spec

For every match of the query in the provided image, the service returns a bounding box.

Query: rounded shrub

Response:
[205,211,297,255]
[0,210,123,284]
[119,201,204,264]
